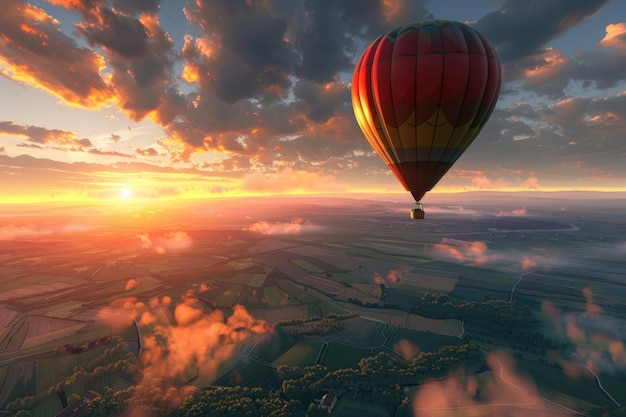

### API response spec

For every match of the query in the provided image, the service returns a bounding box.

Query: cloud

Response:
[475,0,610,64]
[138,231,192,254]
[373,269,403,285]
[471,175,492,190]
[520,257,537,272]
[0,121,87,148]
[541,288,626,377]
[125,278,141,291]
[96,295,271,412]
[412,352,544,415]
[0,221,92,240]
[2,1,625,195]
[0,0,111,107]
[0,224,53,240]
[495,208,528,217]
[522,176,540,190]
[435,240,497,265]
[599,23,626,52]
[107,296,271,381]
[243,218,315,235]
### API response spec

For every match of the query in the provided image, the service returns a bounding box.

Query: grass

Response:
[518,359,618,409]
[213,284,244,307]
[327,272,364,283]
[333,396,390,417]
[291,259,325,274]
[263,285,297,308]
[231,272,267,287]
[328,318,386,347]
[276,279,319,303]
[383,326,461,354]
[227,261,256,271]
[213,357,278,390]
[598,373,626,405]
[321,343,370,371]
[251,333,294,363]
[317,301,347,316]
[272,339,323,368]
[36,345,109,391]
[1,317,28,350]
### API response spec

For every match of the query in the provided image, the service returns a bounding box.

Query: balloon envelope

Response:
[352,20,501,202]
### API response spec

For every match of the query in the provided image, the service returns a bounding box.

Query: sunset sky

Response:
[1,0,625,203]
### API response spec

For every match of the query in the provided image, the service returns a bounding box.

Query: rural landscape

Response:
[1,192,625,416]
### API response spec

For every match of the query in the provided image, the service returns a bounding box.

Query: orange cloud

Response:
[435,240,496,265]
[373,269,403,285]
[138,231,193,254]
[412,352,538,414]
[520,257,537,272]
[394,339,419,361]
[102,295,271,383]
[0,121,88,148]
[97,295,271,413]
[600,23,626,52]
[0,0,111,108]
[125,278,141,291]
[243,218,313,235]
[471,175,492,190]
[523,175,540,190]
[524,47,571,86]
[582,287,602,317]
[496,208,527,217]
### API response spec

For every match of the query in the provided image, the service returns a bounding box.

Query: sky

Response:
[1,0,625,204]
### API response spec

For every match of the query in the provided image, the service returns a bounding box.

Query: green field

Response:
[383,326,462,353]
[263,285,297,307]
[231,272,267,287]
[272,339,324,367]
[252,333,295,363]
[320,343,371,371]
[213,284,245,307]
[305,301,348,318]
[291,258,326,274]
[333,395,390,417]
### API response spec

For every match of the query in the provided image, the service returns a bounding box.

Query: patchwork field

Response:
[0,194,625,415]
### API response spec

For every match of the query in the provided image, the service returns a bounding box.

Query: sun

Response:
[120,188,133,200]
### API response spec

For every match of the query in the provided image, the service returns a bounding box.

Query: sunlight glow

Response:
[120,188,133,200]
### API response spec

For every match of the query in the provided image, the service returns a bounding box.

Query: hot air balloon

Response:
[352,20,501,219]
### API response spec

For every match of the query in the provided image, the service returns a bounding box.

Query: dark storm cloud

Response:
[475,0,610,64]
[77,7,149,58]
[292,79,350,123]
[182,0,295,103]
[541,95,626,140]
[112,0,160,15]
[293,0,430,83]
[181,0,430,103]
[293,1,358,83]
[572,44,626,91]
[456,93,626,183]
[167,0,431,167]
[59,0,177,120]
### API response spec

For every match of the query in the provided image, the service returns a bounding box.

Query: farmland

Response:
[0,193,625,416]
